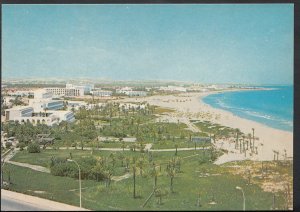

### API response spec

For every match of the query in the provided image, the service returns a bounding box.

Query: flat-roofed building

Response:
[5,106,34,121]
[91,90,113,97]
[127,91,147,97]
[34,89,53,99]
[116,87,133,94]
[29,99,64,112]
[45,87,84,97]
[50,110,75,123]
[4,88,75,126]
[159,86,187,92]
[66,83,94,94]
[4,108,75,126]
[116,87,147,96]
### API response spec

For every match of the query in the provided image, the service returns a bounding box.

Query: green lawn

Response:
[5,149,287,210]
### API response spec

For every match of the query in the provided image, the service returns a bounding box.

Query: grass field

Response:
[5,149,287,210]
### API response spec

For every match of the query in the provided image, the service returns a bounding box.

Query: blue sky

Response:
[2,4,294,84]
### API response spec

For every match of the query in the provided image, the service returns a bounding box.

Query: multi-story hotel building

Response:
[4,89,75,126]
[45,87,84,97]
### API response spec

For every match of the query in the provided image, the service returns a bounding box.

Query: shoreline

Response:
[200,89,292,133]
[116,89,293,162]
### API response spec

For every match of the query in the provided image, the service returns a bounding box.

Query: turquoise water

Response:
[202,86,293,132]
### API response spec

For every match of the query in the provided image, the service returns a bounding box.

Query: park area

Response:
[1,102,292,210]
[2,147,291,210]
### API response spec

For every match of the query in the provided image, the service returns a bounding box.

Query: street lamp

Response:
[236,186,245,211]
[1,158,6,188]
[67,159,82,208]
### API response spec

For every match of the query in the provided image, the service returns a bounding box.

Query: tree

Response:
[92,161,103,182]
[235,129,240,150]
[18,142,26,151]
[137,158,144,176]
[27,142,41,153]
[167,167,176,193]
[133,165,137,198]
[103,169,113,187]
[175,144,178,156]
[252,128,255,152]
[118,153,125,167]
[125,157,130,170]
[5,142,12,149]
[150,166,160,187]
[121,140,125,152]
[154,187,167,205]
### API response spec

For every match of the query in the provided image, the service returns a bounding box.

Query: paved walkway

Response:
[6,161,50,173]
[112,173,131,182]
[1,189,89,211]
[45,146,209,152]
[2,149,18,162]
[149,147,210,152]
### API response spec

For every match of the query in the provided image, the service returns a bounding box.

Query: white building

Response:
[9,90,34,97]
[91,89,113,97]
[66,83,94,94]
[116,87,133,94]
[159,86,187,92]
[4,107,75,126]
[29,90,64,112]
[45,87,84,97]
[119,103,146,110]
[127,91,147,97]
[67,101,87,110]
[116,87,147,97]
[4,89,75,126]
[5,106,34,121]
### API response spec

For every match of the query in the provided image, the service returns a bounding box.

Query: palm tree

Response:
[137,158,144,176]
[175,157,182,172]
[154,187,163,205]
[167,167,176,193]
[109,153,116,167]
[118,153,125,167]
[80,140,84,151]
[103,169,113,187]
[235,129,240,150]
[92,161,103,182]
[150,166,159,187]
[120,139,125,152]
[252,128,255,152]
[133,165,137,198]
[247,133,252,150]
[125,157,130,170]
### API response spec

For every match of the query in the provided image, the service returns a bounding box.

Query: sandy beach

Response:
[117,90,293,163]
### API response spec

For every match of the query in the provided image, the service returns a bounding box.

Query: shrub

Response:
[50,156,98,180]
[27,142,41,153]
[5,142,12,149]
[18,142,26,151]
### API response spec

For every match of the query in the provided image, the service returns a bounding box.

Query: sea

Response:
[202,85,293,132]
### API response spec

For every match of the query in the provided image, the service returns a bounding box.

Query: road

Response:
[1,189,89,211]
[1,197,48,211]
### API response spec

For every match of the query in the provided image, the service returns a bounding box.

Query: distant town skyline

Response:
[2,4,294,84]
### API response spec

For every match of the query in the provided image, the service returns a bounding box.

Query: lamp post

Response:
[67,159,81,208]
[236,186,245,211]
[1,158,6,188]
